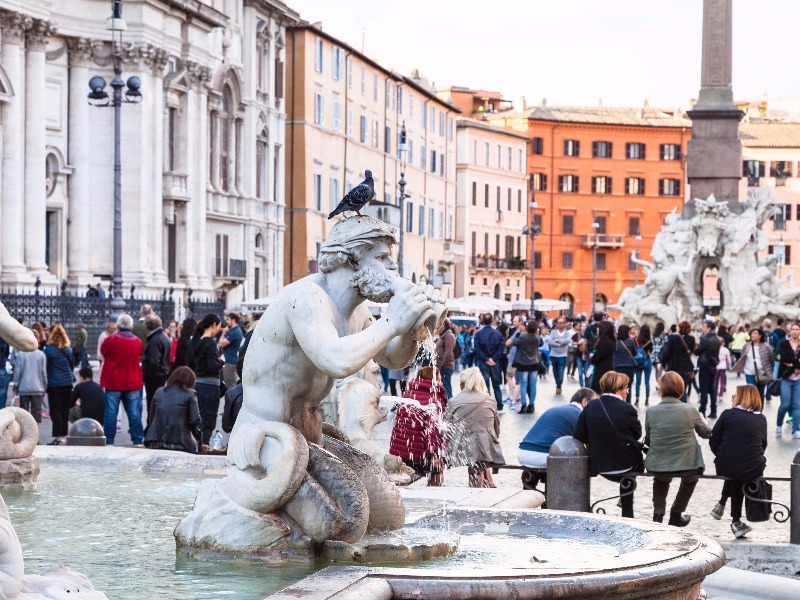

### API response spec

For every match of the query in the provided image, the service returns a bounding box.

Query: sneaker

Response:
[793,431,800,439]
[731,521,752,538]
[555,387,562,395]
[776,426,783,438]
[710,503,724,520]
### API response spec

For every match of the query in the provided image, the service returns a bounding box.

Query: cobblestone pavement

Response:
[436,368,799,546]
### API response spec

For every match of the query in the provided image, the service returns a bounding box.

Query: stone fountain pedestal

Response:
[0,456,39,490]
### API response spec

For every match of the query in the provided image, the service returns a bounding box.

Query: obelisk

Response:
[686,0,743,202]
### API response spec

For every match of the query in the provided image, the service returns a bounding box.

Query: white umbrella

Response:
[513,298,572,312]
[450,296,512,314]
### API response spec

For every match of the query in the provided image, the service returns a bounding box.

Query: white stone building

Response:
[0,0,298,308]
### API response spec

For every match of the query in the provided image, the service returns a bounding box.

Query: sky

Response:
[285,0,800,109]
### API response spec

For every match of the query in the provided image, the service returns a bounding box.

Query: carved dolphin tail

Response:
[0,301,37,352]
[0,408,40,460]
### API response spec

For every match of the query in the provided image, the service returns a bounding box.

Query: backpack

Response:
[450,332,462,360]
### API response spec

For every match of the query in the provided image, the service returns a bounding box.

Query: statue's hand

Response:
[227,425,267,470]
[384,283,433,335]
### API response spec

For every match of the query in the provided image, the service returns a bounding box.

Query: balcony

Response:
[229,259,247,279]
[444,240,466,258]
[580,234,625,249]
[471,256,527,270]
[163,171,190,203]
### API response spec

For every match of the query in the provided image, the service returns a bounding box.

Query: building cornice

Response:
[150,0,228,29]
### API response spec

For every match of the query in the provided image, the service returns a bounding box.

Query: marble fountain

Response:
[0,216,723,599]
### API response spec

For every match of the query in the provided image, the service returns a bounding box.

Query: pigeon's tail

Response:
[327,208,341,220]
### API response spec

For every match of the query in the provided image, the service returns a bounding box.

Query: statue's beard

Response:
[351,266,396,304]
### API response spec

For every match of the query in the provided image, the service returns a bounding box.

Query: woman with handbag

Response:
[43,324,75,445]
[614,325,637,403]
[645,372,712,527]
[573,371,643,518]
[775,321,800,439]
[635,324,654,406]
[589,321,616,394]
[444,367,505,487]
[709,384,767,538]
[658,321,696,402]
[730,327,773,403]
[188,313,225,447]
[511,320,543,414]
[650,322,669,381]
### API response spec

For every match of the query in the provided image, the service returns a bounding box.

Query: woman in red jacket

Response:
[389,366,448,486]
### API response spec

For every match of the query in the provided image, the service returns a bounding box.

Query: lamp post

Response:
[591,221,600,316]
[87,0,142,314]
[522,201,540,317]
[397,121,408,277]
[633,234,642,287]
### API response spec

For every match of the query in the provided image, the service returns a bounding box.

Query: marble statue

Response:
[614,188,800,326]
[0,303,107,599]
[337,361,415,483]
[176,216,447,557]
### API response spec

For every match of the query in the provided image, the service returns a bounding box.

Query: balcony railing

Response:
[471,256,527,270]
[163,171,190,202]
[580,234,625,249]
[229,259,247,279]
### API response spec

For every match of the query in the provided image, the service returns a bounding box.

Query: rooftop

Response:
[740,121,800,148]
[456,117,529,141]
[505,105,693,128]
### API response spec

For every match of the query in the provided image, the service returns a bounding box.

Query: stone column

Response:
[24,19,57,275]
[0,12,31,281]
[148,49,170,284]
[66,38,94,283]
[686,0,742,203]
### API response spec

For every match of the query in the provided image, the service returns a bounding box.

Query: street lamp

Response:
[633,234,642,286]
[591,220,600,316]
[522,201,540,317]
[397,121,409,277]
[87,0,143,315]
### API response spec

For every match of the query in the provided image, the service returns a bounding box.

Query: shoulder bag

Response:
[597,397,645,469]
[677,335,695,379]
[744,480,773,522]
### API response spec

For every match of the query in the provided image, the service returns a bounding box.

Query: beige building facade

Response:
[283,25,458,293]
[453,118,529,300]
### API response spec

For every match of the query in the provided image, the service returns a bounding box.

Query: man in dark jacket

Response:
[473,313,505,411]
[695,320,721,418]
[142,314,171,428]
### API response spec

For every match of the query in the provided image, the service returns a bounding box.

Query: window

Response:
[532,213,543,228]
[430,149,436,174]
[561,252,573,269]
[314,93,324,125]
[484,183,489,207]
[360,66,365,95]
[558,174,579,193]
[471,140,477,164]
[166,107,178,171]
[420,145,426,170]
[385,80,392,108]
[346,56,352,89]
[562,214,574,234]
[772,204,790,230]
[517,189,522,212]
[507,147,513,170]
[419,205,425,235]
[472,181,477,206]
[496,186,501,212]
[406,201,413,232]
[497,145,501,168]
[628,216,641,236]
[408,139,413,164]
[332,47,344,80]
[449,117,454,142]
[507,188,512,211]
[628,253,638,271]
[564,139,580,157]
[518,149,523,172]
[332,100,342,132]
[255,128,268,200]
[626,142,646,159]
[409,93,413,117]
[359,115,367,143]
[439,111,445,137]
[373,73,378,101]
[218,87,236,192]
[659,178,681,196]
[534,252,542,269]
[532,137,544,155]
[428,207,434,238]
[592,141,613,158]
[660,143,681,160]
[346,107,353,137]
[484,142,490,166]
[625,177,645,195]
[371,120,378,148]
[421,100,426,128]
[531,173,547,192]
[329,177,339,212]
[439,154,444,177]
[313,173,322,211]
[384,126,391,153]
[596,253,607,270]
[743,160,766,185]
[592,176,612,194]
[215,234,229,276]
[594,215,607,234]
[396,86,403,113]
[768,244,792,266]
[314,38,323,72]
[430,107,436,133]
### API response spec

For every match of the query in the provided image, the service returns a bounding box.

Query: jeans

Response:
[550,356,567,388]
[0,370,8,408]
[576,356,590,387]
[79,344,89,369]
[478,361,504,410]
[195,382,222,445]
[104,389,144,445]
[380,366,390,391]
[779,378,800,433]
[516,370,538,408]
[634,362,652,400]
[745,374,766,401]
[679,372,693,402]
[440,367,454,399]
[698,367,717,416]
[715,369,728,398]
[651,468,702,515]
[19,394,43,422]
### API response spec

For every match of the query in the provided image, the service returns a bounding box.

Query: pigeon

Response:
[328,170,376,219]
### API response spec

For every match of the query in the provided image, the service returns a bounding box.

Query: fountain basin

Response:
[270,508,725,599]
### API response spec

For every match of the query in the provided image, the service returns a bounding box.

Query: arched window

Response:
[45,153,60,197]
[493,283,501,299]
[256,122,269,200]
[219,87,233,191]
[559,292,575,318]
[255,233,264,250]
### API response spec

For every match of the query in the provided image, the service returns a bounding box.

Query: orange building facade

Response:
[490,106,692,317]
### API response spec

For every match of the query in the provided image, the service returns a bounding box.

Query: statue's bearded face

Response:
[350,242,398,303]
